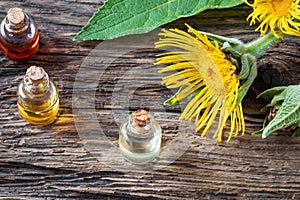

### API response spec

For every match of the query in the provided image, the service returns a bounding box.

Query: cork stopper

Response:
[132,109,151,127]
[7,8,25,25]
[25,66,46,85]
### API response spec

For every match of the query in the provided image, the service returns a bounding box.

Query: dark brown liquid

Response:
[0,15,39,61]
[0,30,39,61]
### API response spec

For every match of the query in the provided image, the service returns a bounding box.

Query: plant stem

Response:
[246,32,284,58]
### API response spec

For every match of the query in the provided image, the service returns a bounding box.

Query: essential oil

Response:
[17,66,59,125]
[0,7,39,61]
[119,109,161,164]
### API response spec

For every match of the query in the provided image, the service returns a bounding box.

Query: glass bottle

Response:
[119,109,162,164]
[0,7,39,61]
[17,66,59,125]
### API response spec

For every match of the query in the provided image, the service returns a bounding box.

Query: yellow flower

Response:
[245,0,300,38]
[155,24,245,142]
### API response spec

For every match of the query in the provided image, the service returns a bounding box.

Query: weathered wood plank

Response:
[0,0,299,199]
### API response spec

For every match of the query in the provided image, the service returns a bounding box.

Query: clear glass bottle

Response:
[0,7,39,61]
[119,109,162,164]
[17,66,59,125]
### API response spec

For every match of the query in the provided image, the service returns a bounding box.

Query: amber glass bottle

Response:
[0,8,39,61]
[17,66,59,125]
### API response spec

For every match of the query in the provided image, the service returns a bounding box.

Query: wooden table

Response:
[0,1,299,199]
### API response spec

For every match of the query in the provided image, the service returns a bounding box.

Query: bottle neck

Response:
[5,12,29,34]
[24,73,50,95]
[128,115,154,136]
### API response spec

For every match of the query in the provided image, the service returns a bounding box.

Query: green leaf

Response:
[256,86,287,99]
[222,42,243,57]
[268,90,286,107]
[260,100,282,113]
[236,53,257,106]
[237,52,251,79]
[75,0,243,40]
[252,116,269,136]
[198,31,243,46]
[258,87,287,112]
[262,85,300,138]
[292,127,300,137]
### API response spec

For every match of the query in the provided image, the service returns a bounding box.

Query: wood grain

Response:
[0,1,299,199]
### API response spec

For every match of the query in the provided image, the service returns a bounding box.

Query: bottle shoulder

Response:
[0,14,38,46]
[17,79,59,105]
[120,116,161,138]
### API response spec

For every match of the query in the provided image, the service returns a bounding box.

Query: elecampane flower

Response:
[245,0,300,38]
[155,24,245,142]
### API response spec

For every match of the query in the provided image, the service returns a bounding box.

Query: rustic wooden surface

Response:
[0,1,300,199]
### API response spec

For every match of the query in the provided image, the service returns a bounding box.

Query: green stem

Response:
[246,32,285,58]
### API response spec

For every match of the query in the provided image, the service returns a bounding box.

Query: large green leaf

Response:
[75,0,243,40]
[262,85,300,138]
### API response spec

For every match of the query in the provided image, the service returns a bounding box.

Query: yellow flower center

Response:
[245,0,300,37]
[196,54,226,96]
[269,0,292,16]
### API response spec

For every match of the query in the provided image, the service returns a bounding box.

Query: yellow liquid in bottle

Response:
[17,98,59,125]
[17,66,59,126]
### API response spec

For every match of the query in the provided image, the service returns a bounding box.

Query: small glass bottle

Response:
[0,7,39,61]
[17,66,59,125]
[119,109,162,164]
